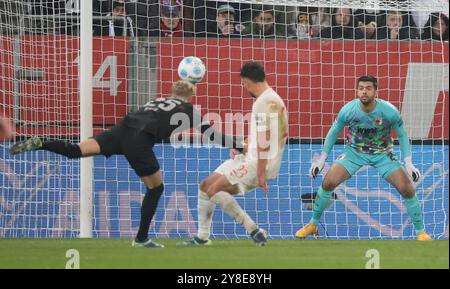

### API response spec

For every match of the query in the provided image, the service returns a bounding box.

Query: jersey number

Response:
[143,99,182,112]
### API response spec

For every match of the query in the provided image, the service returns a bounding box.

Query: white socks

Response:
[197,191,216,240]
[210,191,258,234]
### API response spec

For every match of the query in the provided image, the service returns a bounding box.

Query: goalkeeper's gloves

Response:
[309,152,327,178]
[404,156,421,182]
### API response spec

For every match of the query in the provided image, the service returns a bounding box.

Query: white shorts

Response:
[214,154,280,194]
[214,154,257,194]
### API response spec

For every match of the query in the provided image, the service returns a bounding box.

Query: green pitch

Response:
[0,239,447,269]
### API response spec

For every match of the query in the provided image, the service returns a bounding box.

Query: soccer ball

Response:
[177,56,206,84]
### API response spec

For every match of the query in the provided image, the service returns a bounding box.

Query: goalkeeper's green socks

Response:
[402,194,425,234]
[309,186,333,225]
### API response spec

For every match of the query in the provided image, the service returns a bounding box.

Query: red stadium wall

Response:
[0,36,128,136]
[0,37,448,139]
[159,39,449,140]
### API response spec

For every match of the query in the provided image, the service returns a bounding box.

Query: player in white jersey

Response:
[177,61,288,246]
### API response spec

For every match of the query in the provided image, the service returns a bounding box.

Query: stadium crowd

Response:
[0,0,448,41]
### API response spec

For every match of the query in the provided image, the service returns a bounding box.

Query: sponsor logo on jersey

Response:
[337,154,346,161]
[357,127,378,135]
[375,117,383,126]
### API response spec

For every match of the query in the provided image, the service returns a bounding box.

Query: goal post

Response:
[79,0,93,238]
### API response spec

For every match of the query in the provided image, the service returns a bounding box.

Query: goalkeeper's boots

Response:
[175,237,212,247]
[9,136,42,155]
[295,223,319,239]
[250,228,268,246]
[132,238,164,248]
[417,231,432,241]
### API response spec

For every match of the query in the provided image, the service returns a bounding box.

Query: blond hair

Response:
[171,80,196,98]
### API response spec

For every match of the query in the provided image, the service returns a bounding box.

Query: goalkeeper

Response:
[295,75,432,241]
[9,80,242,248]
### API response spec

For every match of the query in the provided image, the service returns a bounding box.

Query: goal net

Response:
[0,0,448,239]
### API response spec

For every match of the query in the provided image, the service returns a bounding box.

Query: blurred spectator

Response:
[412,10,431,35]
[205,4,242,37]
[241,5,295,38]
[308,7,331,38]
[421,12,449,41]
[194,1,250,37]
[160,4,184,37]
[242,5,275,38]
[294,6,331,39]
[160,0,194,33]
[359,20,378,39]
[119,0,159,37]
[378,10,420,40]
[320,8,364,39]
[295,7,312,39]
[354,9,386,39]
[94,1,135,37]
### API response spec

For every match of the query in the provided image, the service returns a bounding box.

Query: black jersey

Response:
[122,97,200,141]
[121,97,242,151]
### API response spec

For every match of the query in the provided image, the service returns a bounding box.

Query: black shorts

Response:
[93,122,160,177]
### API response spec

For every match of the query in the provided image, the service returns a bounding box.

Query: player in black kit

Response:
[9,80,242,248]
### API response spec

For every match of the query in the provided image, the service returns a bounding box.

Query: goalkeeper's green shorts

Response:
[334,146,403,179]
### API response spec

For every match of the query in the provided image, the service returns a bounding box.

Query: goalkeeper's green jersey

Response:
[322,98,411,159]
